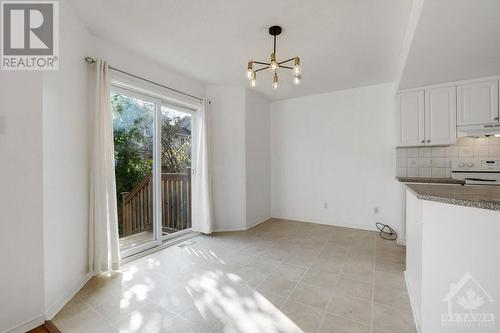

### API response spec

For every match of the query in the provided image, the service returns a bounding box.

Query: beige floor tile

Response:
[118,301,177,333]
[54,300,118,333]
[179,305,222,330]
[257,275,297,298]
[272,263,307,282]
[281,300,323,333]
[284,254,316,268]
[327,293,372,325]
[340,263,374,284]
[374,285,411,311]
[235,265,269,287]
[335,278,373,301]
[375,262,405,273]
[374,270,406,290]
[310,257,344,274]
[289,282,333,310]
[373,303,416,333]
[319,313,370,333]
[301,269,338,290]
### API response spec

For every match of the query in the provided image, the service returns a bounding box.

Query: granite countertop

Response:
[397,177,465,185]
[406,183,500,211]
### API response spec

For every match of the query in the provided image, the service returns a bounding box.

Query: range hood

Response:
[457,123,500,137]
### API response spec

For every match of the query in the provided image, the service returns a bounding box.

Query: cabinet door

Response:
[425,86,457,145]
[457,80,499,125]
[398,91,425,147]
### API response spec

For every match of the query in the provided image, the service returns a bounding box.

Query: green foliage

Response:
[111,92,192,206]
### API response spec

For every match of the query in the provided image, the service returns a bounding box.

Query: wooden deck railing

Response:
[119,171,192,237]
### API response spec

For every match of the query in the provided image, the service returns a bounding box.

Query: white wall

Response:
[92,36,204,100]
[245,90,271,228]
[0,72,45,332]
[206,86,247,231]
[42,1,92,319]
[270,82,401,233]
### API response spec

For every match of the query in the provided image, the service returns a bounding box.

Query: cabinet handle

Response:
[494,117,499,121]
[421,140,425,143]
[427,140,431,143]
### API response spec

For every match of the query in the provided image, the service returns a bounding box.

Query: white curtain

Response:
[192,99,214,234]
[88,60,121,273]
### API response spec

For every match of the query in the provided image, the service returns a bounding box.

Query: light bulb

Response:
[270,53,278,72]
[246,61,253,80]
[272,72,279,90]
[270,60,279,72]
[293,75,301,85]
[293,57,301,75]
[249,71,256,87]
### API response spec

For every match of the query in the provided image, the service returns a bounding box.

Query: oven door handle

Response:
[464,177,497,182]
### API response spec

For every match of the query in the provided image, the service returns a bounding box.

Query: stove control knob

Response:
[458,162,465,167]
[467,162,474,168]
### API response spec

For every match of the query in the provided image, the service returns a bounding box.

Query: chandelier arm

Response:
[280,65,293,70]
[254,66,269,73]
[254,61,270,66]
[278,57,295,65]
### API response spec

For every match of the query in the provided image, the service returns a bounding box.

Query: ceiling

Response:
[69,0,412,100]
[399,0,500,89]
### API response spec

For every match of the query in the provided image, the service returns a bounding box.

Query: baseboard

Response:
[1,315,44,333]
[213,225,247,232]
[247,217,271,230]
[270,215,379,232]
[44,271,93,320]
[404,270,422,333]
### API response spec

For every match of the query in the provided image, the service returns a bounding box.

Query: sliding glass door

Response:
[111,86,194,257]
[160,105,193,238]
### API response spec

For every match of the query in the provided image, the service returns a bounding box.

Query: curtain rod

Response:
[84,57,203,102]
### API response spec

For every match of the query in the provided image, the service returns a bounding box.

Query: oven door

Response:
[452,171,500,186]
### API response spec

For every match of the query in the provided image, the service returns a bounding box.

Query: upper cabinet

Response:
[398,91,425,146]
[425,86,457,145]
[397,87,456,147]
[457,80,499,126]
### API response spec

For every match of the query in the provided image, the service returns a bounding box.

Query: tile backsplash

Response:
[396,137,500,178]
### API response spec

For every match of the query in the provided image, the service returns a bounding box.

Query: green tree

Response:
[111,93,192,207]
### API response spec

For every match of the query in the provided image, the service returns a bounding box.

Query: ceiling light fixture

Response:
[246,26,301,89]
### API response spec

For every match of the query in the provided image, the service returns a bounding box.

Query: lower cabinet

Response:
[405,189,500,333]
[405,189,423,328]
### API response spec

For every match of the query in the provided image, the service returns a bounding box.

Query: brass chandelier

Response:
[246,26,301,89]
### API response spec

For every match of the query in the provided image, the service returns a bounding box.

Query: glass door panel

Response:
[160,105,193,237]
[111,90,157,254]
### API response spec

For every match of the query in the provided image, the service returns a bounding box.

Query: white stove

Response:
[451,159,500,186]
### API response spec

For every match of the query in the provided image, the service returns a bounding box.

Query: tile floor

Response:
[53,219,416,333]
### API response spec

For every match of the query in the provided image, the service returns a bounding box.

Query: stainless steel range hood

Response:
[457,123,500,137]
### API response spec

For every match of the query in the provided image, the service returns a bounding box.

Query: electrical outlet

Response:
[374,207,380,214]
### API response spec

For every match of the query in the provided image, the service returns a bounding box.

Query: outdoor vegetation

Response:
[111,92,192,206]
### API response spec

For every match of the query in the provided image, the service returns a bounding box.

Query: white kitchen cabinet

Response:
[398,91,425,147]
[398,87,456,147]
[425,86,457,145]
[457,79,499,126]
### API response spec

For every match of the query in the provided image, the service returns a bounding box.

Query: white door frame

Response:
[112,84,198,258]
